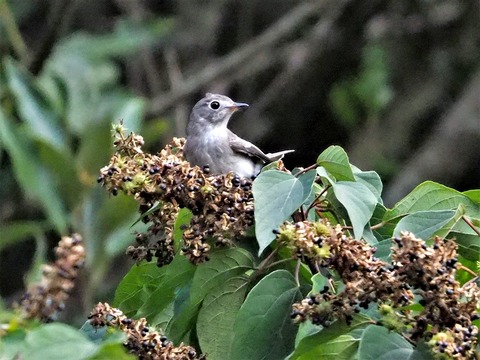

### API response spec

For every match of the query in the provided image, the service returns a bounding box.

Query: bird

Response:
[184,93,294,178]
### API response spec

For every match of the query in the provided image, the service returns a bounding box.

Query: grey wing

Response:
[228,130,295,163]
[228,130,271,163]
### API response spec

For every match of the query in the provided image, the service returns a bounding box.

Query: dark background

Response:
[0,0,479,322]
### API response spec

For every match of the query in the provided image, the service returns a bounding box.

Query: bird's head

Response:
[189,93,249,129]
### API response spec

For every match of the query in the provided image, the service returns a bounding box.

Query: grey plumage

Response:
[184,93,294,178]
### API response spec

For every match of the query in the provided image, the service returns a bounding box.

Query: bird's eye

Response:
[209,101,220,110]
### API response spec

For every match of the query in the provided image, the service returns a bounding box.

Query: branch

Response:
[384,69,480,205]
[0,0,30,65]
[164,48,189,136]
[28,0,76,74]
[148,1,328,115]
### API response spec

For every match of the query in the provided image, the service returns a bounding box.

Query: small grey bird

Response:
[184,93,294,178]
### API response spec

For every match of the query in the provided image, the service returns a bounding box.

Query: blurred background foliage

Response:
[0,0,479,323]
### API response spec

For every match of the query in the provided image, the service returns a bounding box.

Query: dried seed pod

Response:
[99,126,259,266]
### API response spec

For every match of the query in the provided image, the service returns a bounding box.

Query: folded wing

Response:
[228,130,294,163]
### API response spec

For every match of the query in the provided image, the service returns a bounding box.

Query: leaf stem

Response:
[304,185,330,217]
[458,264,477,278]
[294,259,301,287]
[370,221,385,230]
[256,247,279,272]
[294,163,317,177]
[263,257,296,270]
[462,215,480,236]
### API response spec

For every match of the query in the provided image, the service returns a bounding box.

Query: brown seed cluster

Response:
[283,223,480,358]
[98,125,255,265]
[89,302,204,359]
[393,235,479,358]
[287,221,413,326]
[16,234,85,322]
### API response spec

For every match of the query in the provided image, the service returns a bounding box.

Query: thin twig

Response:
[462,276,480,289]
[458,265,478,278]
[294,259,301,287]
[264,257,297,271]
[0,0,30,64]
[462,215,480,236]
[28,0,74,74]
[164,48,189,136]
[256,247,279,272]
[370,221,385,230]
[149,1,326,115]
[304,185,330,216]
[294,163,317,177]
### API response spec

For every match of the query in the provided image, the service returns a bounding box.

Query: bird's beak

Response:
[229,102,249,112]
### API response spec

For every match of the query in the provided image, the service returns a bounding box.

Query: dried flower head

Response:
[16,234,85,322]
[283,223,480,358]
[98,125,256,265]
[89,302,204,359]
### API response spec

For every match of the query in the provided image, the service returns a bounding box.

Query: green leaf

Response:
[111,97,145,133]
[189,248,254,304]
[289,314,371,360]
[22,324,97,360]
[165,298,201,344]
[173,208,193,252]
[294,321,323,348]
[4,58,67,152]
[393,208,464,240]
[167,248,254,343]
[298,170,317,201]
[370,204,397,241]
[253,170,315,254]
[197,276,249,360]
[88,342,134,360]
[384,181,480,222]
[75,122,113,178]
[0,108,68,233]
[114,256,194,317]
[329,181,378,239]
[104,216,149,258]
[0,221,46,251]
[351,166,383,202]
[463,190,480,204]
[135,257,195,327]
[311,273,329,293]
[317,146,355,181]
[374,239,393,262]
[0,329,27,359]
[230,270,302,360]
[358,325,429,360]
[452,229,480,262]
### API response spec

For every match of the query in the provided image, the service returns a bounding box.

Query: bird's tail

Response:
[265,150,295,162]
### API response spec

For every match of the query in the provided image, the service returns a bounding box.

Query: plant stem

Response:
[294,163,317,177]
[458,264,477,278]
[256,247,279,272]
[462,215,480,236]
[263,257,296,271]
[304,185,330,217]
[0,0,30,64]
[294,259,301,287]
[370,221,385,230]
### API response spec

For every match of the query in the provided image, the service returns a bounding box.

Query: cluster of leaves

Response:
[0,20,172,360]
[0,19,172,303]
[1,121,479,359]
[93,132,480,359]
